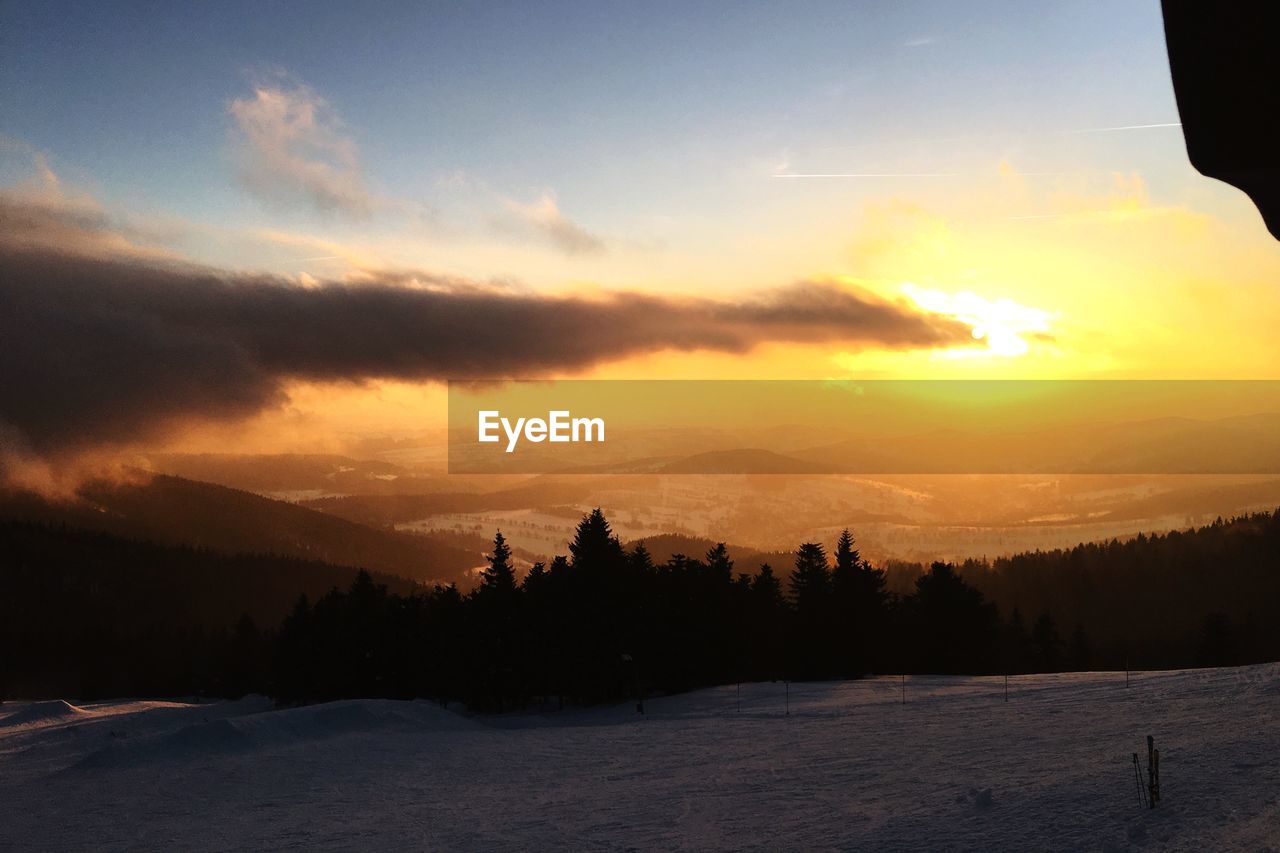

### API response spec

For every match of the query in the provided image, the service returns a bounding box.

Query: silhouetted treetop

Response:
[569,508,623,570]
[479,530,517,596]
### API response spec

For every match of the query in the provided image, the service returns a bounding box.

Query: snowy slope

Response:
[1,666,1277,850]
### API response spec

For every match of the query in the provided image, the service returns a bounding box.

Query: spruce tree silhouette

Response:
[790,543,833,678]
[628,541,655,575]
[472,531,521,709]
[790,543,831,612]
[479,531,517,596]
[750,564,787,680]
[830,529,888,675]
[565,509,632,702]
[569,508,624,570]
[831,529,861,675]
[908,563,1000,675]
[522,560,547,590]
[853,554,888,673]
[752,564,785,609]
[699,543,737,683]
[833,529,860,583]
[705,542,734,585]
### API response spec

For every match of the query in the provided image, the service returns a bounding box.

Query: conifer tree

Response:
[790,542,830,613]
[910,562,1000,674]
[832,528,860,589]
[569,508,623,570]
[788,543,833,677]
[480,531,517,595]
[705,542,734,585]
[788,540,829,607]
[522,561,547,591]
[831,528,879,675]
[629,541,655,575]
[752,564,786,611]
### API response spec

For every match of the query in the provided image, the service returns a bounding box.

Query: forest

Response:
[3,508,1278,708]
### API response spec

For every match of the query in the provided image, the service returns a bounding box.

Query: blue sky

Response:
[3,0,1183,233]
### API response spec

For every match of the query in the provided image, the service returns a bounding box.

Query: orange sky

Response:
[137,160,1280,461]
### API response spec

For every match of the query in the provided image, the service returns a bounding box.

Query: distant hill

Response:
[1060,476,1280,524]
[0,519,416,629]
[792,413,1280,474]
[143,453,468,497]
[625,533,796,574]
[959,509,1280,661]
[0,474,485,586]
[304,479,597,527]
[655,449,831,475]
[0,519,425,698]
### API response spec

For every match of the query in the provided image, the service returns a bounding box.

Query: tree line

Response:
[4,509,1278,706]
[274,508,1280,709]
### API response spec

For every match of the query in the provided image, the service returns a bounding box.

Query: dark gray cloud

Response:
[0,205,974,457]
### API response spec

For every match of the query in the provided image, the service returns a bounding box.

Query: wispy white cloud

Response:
[497,191,606,255]
[0,150,184,261]
[228,80,377,216]
[227,78,612,250]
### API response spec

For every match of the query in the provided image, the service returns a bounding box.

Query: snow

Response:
[0,699,89,727]
[2,666,1278,850]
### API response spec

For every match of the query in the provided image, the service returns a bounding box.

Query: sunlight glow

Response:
[901,283,1053,357]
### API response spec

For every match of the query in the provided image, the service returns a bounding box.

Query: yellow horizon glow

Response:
[43,158,1280,461]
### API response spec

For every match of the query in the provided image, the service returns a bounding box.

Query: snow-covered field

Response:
[2,666,1277,851]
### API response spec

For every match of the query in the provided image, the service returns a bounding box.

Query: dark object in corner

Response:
[1162,1,1280,239]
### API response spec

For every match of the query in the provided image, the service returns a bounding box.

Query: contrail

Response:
[807,122,1183,152]
[1067,122,1182,134]
[771,173,961,178]
[773,170,1082,179]
[296,255,344,261]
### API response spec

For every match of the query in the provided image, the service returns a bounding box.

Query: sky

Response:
[3,0,1280,473]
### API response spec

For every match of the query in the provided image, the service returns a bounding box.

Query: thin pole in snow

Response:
[901,673,905,705]
[1147,736,1160,808]
[1153,747,1161,806]
[785,680,790,716]
[1005,673,1009,702]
